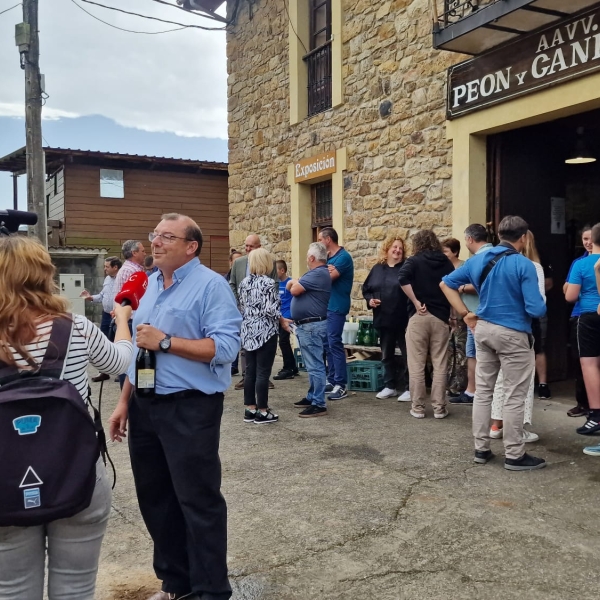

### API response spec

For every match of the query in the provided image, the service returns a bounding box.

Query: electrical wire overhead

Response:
[77,0,228,30]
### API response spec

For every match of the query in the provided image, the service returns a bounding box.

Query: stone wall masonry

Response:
[227,0,463,313]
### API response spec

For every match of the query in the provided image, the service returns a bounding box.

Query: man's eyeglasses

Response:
[149,232,190,244]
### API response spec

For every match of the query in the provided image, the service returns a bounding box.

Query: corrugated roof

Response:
[0,146,228,174]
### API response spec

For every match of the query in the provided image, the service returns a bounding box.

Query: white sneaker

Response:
[490,427,503,439]
[376,387,397,399]
[397,390,411,402]
[410,409,425,419]
[522,429,539,443]
[434,409,449,419]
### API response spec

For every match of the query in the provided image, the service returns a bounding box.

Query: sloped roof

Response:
[0,147,228,175]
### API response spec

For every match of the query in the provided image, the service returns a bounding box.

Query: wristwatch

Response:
[159,334,172,353]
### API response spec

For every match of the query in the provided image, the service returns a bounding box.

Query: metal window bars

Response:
[303,41,332,117]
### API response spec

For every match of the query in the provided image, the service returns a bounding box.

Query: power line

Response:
[0,3,21,17]
[78,0,227,31]
[283,0,307,55]
[68,0,190,34]
[145,0,227,24]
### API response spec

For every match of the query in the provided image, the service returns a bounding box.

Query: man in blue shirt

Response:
[440,215,547,472]
[563,225,592,418]
[273,259,298,380]
[288,242,332,417]
[318,227,354,400]
[109,213,241,600]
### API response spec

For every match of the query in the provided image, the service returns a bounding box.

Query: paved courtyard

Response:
[95,361,600,600]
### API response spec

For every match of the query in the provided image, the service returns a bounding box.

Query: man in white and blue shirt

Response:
[82,256,121,337]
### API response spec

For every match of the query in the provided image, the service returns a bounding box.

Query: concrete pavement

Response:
[95,365,600,600]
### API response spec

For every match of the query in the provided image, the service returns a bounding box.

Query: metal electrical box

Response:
[59,274,86,316]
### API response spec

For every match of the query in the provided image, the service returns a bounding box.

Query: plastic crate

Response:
[346,360,384,392]
[294,348,307,372]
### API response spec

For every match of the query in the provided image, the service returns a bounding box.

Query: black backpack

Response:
[0,317,102,527]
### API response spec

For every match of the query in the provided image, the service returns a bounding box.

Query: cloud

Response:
[0,103,80,120]
[0,1,228,139]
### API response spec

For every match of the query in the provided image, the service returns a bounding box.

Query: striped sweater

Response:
[2,315,133,402]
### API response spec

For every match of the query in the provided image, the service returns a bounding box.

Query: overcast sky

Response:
[0,0,229,209]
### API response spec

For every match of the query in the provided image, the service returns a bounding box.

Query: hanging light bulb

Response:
[565,127,596,164]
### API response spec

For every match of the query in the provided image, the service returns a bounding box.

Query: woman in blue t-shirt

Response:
[565,222,600,450]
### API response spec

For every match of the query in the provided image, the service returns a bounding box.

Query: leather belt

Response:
[152,390,218,400]
[294,316,327,325]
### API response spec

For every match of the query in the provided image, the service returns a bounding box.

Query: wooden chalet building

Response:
[0,147,230,274]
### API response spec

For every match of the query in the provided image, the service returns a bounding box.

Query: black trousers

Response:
[244,334,277,409]
[570,317,589,409]
[278,324,296,372]
[128,391,231,598]
[379,325,408,391]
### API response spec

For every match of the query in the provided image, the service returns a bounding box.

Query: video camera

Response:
[0,210,38,236]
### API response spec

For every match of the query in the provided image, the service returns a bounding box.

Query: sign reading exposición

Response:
[447,5,600,119]
[294,150,337,183]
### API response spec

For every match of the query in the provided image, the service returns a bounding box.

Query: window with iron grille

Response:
[311,180,332,229]
[303,0,332,117]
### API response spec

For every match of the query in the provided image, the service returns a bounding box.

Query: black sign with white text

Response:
[447,4,600,119]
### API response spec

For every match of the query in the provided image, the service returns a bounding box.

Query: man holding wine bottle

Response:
[109,213,242,600]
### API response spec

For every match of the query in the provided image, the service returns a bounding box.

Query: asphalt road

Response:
[94,364,600,600]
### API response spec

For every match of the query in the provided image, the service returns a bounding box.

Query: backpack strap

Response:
[38,316,74,380]
[0,347,20,385]
[479,244,518,288]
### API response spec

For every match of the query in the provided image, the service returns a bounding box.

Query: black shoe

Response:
[294,397,312,408]
[538,383,551,399]
[576,417,600,435]
[325,382,334,393]
[473,449,494,464]
[268,379,275,390]
[292,369,300,376]
[254,409,279,424]
[504,453,547,471]
[273,369,295,380]
[231,367,239,376]
[243,409,257,423]
[567,406,588,418]
[91,373,110,382]
[450,392,474,405]
[298,405,327,418]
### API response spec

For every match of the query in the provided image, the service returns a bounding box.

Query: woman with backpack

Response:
[0,236,133,600]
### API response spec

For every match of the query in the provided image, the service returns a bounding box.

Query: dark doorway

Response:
[487,108,600,381]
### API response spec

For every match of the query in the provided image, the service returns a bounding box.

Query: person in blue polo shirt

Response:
[440,215,547,472]
[563,225,592,418]
[273,259,299,380]
[318,227,354,401]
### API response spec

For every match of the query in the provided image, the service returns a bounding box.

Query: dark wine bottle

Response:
[135,347,156,397]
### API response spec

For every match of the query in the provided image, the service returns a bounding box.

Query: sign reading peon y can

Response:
[294,150,336,183]
[447,5,600,119]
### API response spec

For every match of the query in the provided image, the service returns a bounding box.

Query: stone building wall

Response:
[227,0,463,312]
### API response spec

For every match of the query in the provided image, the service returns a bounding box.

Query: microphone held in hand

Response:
[114,272,149,310]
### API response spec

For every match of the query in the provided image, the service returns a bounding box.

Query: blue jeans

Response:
[100,311,112,339]
[326,310,347,387]
[296,320,328,408]
[466,328,476,359]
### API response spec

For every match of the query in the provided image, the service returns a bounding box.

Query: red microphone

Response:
[114,272,149,310]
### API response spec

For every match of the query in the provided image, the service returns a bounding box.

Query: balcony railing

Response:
[437,0,500,28]
[304,41,332,117]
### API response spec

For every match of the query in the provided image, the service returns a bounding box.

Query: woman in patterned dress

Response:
[238,247,282,424]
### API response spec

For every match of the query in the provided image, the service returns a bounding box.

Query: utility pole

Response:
[16,0,47,245]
